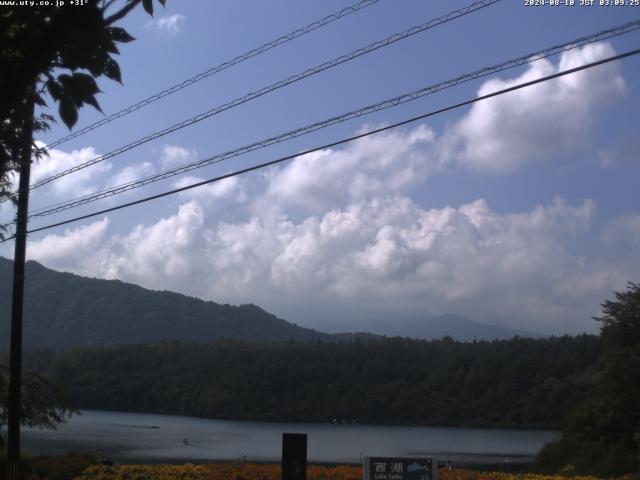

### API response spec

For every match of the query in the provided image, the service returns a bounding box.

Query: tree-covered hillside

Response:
[25,335,601,429]
[0,258,540,350]
[0,258,332,350]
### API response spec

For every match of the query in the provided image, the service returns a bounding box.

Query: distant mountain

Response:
[0,257,540,351]
[368,314,543,341]
[0,257,334,350]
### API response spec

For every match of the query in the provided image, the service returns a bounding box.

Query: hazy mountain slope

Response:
[369,314,543,341]
[0,257,541,350]
[0,257,331,350]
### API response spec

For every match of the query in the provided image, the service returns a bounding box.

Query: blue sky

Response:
[2,0,639,335]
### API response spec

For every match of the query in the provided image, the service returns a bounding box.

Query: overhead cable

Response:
[9,46,635,240]
[44,0,383,150]
[25,0,500,193]
[27,19,640,219]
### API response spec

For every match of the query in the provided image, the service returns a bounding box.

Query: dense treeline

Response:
[24,335,600,429]
[535,283,640,477]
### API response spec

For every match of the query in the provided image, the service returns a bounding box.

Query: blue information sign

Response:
[363,457,437,480]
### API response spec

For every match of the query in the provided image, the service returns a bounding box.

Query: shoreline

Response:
[21,410,555,467]
[23,447,537,469]
[57,408,563,432]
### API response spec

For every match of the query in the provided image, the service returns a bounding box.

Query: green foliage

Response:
[0,0,167,128]
[0,0,166,224]
[24,334,601,429]
[0,364,74,444]
[536,282,640,477]
[31,453,93,480]
[0,259,334,351]
[0,452,93,480]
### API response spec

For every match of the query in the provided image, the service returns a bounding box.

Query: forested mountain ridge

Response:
[0,257,540,350]
[0,257,333,350]
[25,334,601,429]
[368,314,542,341]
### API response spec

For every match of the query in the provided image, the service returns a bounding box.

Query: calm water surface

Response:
[22,410,559,464]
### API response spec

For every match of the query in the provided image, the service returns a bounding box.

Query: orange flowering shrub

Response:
[74,463,209,480]
[74,462,621,480]
[439,468,604,480]
[204,462,281,480]
[203,462,361,480]
[308,464,362,480]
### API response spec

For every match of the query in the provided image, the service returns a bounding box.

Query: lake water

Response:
[22,410,559,464]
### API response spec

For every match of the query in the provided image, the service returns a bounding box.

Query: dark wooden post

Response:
[282,433,307,480]
[7,93,35,480]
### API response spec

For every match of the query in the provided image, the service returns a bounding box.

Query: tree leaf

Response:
[69,73,101,96]
[84,50,112,77]
[142,0,153,16]
[34,93,47,107]
[57,73,72,86]
[46,79,61,101]
[108,27,135,43]
[59,44,86,71]
[87,97,103,113]
[83,93,103,113]
[103,57,122,83]
[104,40,120,55]
[59,99,78,129]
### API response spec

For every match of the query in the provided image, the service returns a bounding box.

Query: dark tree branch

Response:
[105,0,142,26]
[102,0,119,12]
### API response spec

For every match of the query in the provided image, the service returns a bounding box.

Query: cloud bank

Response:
[22,43,637,336]
[27,193,633,335]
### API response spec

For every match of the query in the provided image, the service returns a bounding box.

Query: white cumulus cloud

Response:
[28,218,109,274]
[26,196,633,335]
[439,42,626,172]
[266,125,435,211]
[107,161,155,188]
[100,201,206,283]
[158,144,198,170]
[30,142,113,197]
[148,13,186,36]
[174,175,245,204]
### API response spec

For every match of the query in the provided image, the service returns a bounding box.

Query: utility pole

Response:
[6,92,35,480]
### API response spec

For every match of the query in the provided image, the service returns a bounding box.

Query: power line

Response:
[25,0,500,193]
[11,46,637,240]
[27,19,640,219]
[30,0,500,191]
[44,0,383,150]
